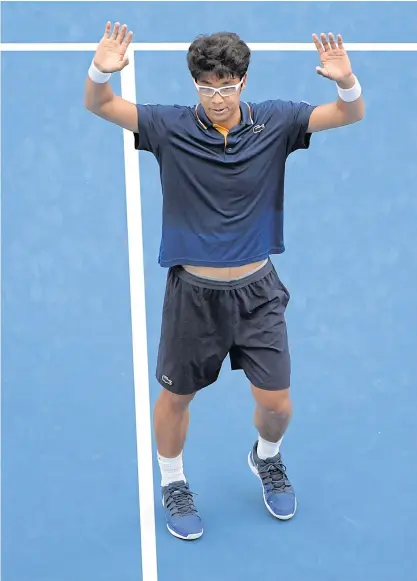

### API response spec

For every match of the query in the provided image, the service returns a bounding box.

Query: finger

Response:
[320,33,330,51]
[120,31,133,58]
[316,66,330,78]
[103,21,111,38]
[123,30,134,49]
[312,33,324,54]
[111,22,120,39]
[337,33,344,49]
[117,23,127,44]
[328,32,337,50]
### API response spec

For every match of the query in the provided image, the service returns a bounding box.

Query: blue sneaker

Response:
[162,480,203,540]
[248,441,297,520]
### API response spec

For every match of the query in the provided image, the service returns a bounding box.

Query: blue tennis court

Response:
[1,2,417,581]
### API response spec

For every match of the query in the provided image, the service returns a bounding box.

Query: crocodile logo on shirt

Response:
[253,124,265,134]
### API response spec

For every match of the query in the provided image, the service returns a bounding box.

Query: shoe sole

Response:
[166,524,203,541]
[248,452,297,521]
[162,496,203,541]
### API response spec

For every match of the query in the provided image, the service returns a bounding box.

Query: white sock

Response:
[157,452,186,486]
[257,435,283,460]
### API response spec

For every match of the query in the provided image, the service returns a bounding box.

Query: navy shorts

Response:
[156,258,291,395]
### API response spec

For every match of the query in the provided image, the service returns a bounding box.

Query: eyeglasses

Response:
[194,78,244,97]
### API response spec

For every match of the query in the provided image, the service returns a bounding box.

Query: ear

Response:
[241,74,248,91]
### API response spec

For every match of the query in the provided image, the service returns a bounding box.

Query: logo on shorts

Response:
[161,375,173,386]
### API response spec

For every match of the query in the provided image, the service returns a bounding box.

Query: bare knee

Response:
[251,384,292,416]
[156,388,196,413]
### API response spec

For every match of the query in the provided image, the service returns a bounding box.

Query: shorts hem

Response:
[156,373,219,395]
[240,370,290,391]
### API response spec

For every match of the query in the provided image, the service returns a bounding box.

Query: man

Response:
[85,22,365,541]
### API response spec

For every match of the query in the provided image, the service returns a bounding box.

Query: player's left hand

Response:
[312,33,353,84]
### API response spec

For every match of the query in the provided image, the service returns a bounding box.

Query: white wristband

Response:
[88,60,111,84]
[337,76,362,102]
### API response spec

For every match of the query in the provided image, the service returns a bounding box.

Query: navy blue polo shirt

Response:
[134,98,316,267]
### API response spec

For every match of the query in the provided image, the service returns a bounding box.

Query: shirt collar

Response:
[195,102,253,130]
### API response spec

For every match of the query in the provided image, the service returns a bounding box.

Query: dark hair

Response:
[187,32,251,81]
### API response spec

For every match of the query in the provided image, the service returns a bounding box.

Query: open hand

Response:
[313,33,353,84]
[93,21,133,73]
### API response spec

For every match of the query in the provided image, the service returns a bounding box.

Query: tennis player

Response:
[85,22,365,541]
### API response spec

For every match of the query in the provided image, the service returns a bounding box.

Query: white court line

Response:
[120,50,158,581]
[1,42,417,51]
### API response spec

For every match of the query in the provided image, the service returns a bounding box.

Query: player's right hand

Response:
[93,21,133,73]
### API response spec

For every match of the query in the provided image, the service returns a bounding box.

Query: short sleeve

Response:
[285,100,317,154]
[134,104,182,155]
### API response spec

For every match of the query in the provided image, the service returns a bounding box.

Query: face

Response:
[195,74,247,128]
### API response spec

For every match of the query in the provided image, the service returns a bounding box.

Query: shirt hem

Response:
[158,247,285,268]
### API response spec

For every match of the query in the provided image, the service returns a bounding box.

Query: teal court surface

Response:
[1,2,417,580]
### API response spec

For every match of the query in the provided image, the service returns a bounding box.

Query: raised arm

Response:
[307,33,365,133]
[84,21,138,132]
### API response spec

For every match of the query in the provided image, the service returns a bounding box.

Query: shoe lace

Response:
[165,483,198,517]
[258,456,293,493]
